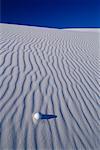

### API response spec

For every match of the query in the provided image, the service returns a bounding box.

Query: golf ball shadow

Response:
[32,112,57,124]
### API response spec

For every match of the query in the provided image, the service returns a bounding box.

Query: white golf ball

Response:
[34,112,41,120]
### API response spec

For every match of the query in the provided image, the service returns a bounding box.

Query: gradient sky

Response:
[0,0,100,28]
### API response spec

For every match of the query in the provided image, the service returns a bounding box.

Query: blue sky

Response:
[1,0,100,28]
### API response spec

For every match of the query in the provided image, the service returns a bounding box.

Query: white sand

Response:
[0,23,100,150]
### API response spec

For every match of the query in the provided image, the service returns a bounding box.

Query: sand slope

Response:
[0,24,100,150]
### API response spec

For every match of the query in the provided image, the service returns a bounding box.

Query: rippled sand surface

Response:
[0,24,100,150]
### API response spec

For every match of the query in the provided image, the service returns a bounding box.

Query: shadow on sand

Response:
[41,114,57,120]
[32,112,57,125]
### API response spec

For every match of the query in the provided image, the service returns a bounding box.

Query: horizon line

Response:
[0,22,100,30]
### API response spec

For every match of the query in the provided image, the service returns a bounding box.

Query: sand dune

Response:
[0,23,100,150]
